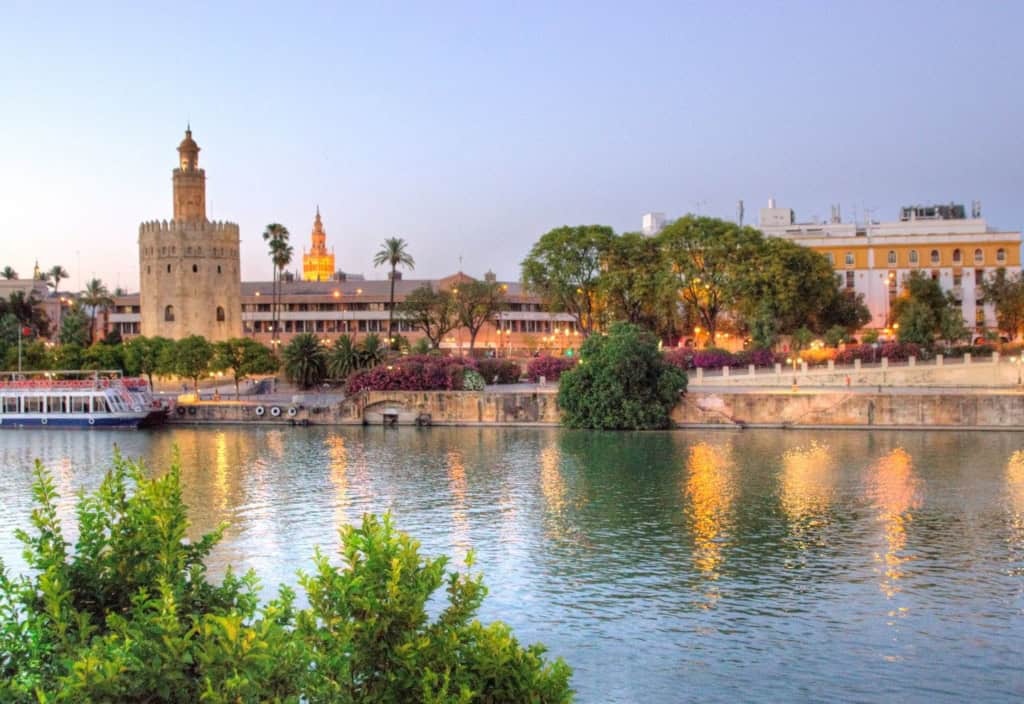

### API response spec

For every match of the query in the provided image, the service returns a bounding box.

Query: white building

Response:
[641,212,666,237]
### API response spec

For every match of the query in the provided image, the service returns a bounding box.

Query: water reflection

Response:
[446,448,471,562]
[684,441,736,605]
[1007,450,1024,576]
[779,442,836,548]
[868,448,921,599]
[326,434,349,531]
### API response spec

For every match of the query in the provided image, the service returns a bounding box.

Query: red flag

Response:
[21,327,31,336]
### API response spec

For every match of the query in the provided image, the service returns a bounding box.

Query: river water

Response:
[1,426,1022,702]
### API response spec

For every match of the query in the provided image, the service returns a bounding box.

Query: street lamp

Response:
[785,355,802,392]
[1013,356,1023,387]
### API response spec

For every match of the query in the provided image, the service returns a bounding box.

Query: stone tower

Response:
[138,127,242,341]
[302,206,336,281]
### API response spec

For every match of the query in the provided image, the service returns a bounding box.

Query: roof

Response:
[242,274,528,300]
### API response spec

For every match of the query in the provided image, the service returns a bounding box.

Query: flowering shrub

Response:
[663,347,776,371]
[527,355,577,382]
[462,368,485,391]
[346,355,475,393]
[478,359,522,384]
[944,344,996,358]
[834,342,921,364]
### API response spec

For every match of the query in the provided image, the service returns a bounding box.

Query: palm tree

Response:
[81,278,113,345]
[262,224,290,343]
[1,266,18,280]
[327,335,359,380]
[282,332,327,389]
[272,241,294,343]
[47,265,69,332]
[359,333,385,368]
[373,238,415,349]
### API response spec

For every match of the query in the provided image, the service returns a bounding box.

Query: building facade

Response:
[137,128,242,341]
[302,207,336,281]
[757,199,1022,331]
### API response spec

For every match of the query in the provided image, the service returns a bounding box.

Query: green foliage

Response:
[173,335,214,394]
[598,232,679,339]
[81,341,125,371]
[0,291,50,338]
[282,332,327,389]
[213,338,279,398]
[124,335,174,387]
[50,342,84,370]
[791,326,814,351]
[862,329,880,344]
[748,307,778,350]
[979,267,1024,339]
[59,304,91,346]
[462,368,485,391]
[892,271,962,348]
[558,322,687,430]
[399,285,458,349]
[360,333,385,368]
[896,300,937,346]
[0,454,572,703]
[410,337,432,355]
[522,225,614,335]
[327,334,360,380]
[823,325,849,348]
[454,280,507,350]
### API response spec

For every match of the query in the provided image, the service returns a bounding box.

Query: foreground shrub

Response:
[477,359,522,385]
[462,368,485,391]
[527,355,577,382]
[346,354,475,393]
[0,452,573,702]
[558,322,687,430]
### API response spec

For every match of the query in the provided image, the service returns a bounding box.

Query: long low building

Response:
[107,271,580,354]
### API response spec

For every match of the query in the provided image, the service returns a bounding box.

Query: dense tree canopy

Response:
[454,279,507,350]
[398,284,457,349]
[980,267,1024,339]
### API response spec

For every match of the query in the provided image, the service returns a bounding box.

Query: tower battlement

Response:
[138,219,239,234]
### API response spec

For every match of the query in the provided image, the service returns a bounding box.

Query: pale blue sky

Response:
[2,1,1022,292]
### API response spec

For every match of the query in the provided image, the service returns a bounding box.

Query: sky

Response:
[2,1,1022,292]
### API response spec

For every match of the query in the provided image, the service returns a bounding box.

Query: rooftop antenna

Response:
[737,200,744,227]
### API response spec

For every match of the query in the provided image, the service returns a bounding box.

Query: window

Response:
[953,271,963,287]
[146,266,151,275]
[997,248,1006,263]
[166,264,172,273]
[844,252,854,266]
[845,271,855,289]
[887,250,897,265]
[192,264,198,273]
[952,248,962,264]
[216,306,225,322]
[930,270,939,281]
[217,265,222,274]
[164,305,175,322]
[888,272,898,295]
[825,252,834,266]
[974,248,984,264]
[930,250,940,265]
[909,250,918,265]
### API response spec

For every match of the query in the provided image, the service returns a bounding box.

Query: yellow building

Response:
[302,207,336,281]
[759,200,1022,332]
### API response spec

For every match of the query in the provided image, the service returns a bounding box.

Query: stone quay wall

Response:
[166,387,1024,430]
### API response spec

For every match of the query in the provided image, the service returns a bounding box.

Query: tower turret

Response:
[302,206,336,281]
[172,125,206,222]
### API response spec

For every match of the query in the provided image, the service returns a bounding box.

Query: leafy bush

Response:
[527,355,577,382]
[462,368,485,391]
[345,354,476,393]
[663,347,775,371]
[834,342,921,364]
[944,344,996,358]
[558,322,687,430]
[477,359,522,384]
[0,452,573,702]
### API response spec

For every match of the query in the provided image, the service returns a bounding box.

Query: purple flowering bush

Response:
[526,355,577,382]
[346,355,476,393]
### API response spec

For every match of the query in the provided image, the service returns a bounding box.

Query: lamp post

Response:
[785,355,802,392]
[1013,356,1023,387]
[18,326,30,373]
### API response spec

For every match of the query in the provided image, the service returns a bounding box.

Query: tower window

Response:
[997,248,1006,263]
[952,248,962,264]
[192,264,198,273]
[216,306,225,322]
[167,264,172,273]
[908,250,919,265]
[974,248,984,264]
[217,265,222,274]
[844,252,854,266]
[930,250,940,265]
[887,250,896,266]
[164,305,175,322]
[146,266,151,275]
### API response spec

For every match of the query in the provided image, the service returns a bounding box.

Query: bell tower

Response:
[302,206,336,281]
[173,125,206,222]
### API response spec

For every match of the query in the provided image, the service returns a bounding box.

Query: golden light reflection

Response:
[446,449,470,561]
[868,448,921,599]
[264,430,285,461]
[780,442,836,542]
[326,434,349,531]
[213,431,229,511]
[539,444,566,517]
[1006,451,1024,566]
[685,442,736,588]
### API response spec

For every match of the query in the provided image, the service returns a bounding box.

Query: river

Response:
[1,426,1022,702]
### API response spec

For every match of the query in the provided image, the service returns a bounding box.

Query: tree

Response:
[212,338,279,399]
[817,289,872,333]
[659,216,762,344]
[262,223,290,343]
[938,305,970,346]
[0,266,17,279]
[326,335,359,380]
[454,279,507,351]
[599,232,678,338]
[58,303,90,346]
[46,265,69,331]
[558,321,688,430]
[81,342,125,372]
[522,225,614,336]
[81,278,113,345]
[980,267,1024,340]
[896,300,937,346]
[398,284,457,349]
[50,342,84,370]
[283,332,327,389]
[373,237,415,349]
[173,335,213,395]
[0,291,49,338]
[358,333,385,369]
[123,336,173,387]
[891,271,960,347]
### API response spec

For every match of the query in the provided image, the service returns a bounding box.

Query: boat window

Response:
[72,396,88,413]
[2,397,18,413]
[24,397,42,413]
[47,397,66,413]
[93,396,109,413]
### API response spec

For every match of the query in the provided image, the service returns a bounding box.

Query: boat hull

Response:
[0,413,149,429]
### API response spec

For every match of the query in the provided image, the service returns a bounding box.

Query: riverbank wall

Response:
[165,387,1024,430]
